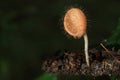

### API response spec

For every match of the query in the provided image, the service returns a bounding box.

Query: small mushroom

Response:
[63,8,90,66]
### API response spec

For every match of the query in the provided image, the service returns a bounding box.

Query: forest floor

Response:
[41,44,120,80]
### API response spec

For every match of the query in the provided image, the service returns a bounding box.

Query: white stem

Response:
[83,33,89,66]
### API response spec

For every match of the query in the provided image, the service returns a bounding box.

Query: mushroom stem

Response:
[83,33,89,66]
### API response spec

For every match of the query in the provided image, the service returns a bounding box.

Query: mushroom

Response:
[63,8,90,66]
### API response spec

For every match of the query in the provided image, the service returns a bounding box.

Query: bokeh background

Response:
[0,0,120,80]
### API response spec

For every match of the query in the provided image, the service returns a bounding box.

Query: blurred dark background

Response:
[0,0,120,80]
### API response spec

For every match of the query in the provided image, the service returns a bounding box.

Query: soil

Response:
[41,44,120,77]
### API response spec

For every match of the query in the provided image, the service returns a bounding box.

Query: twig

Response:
[100,43,115,58]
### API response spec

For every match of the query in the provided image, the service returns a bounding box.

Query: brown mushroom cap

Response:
[64,8,87,38]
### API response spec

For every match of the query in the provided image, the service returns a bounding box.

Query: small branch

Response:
[100,43,115,59]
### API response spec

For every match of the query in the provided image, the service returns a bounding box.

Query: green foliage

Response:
[0,59,10,80]
[35,73,96,80]
[35,74,120,80]
[105,18,120,45]
[35,73,57,80]
[110,75,120,80]
[57,74,80,80]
